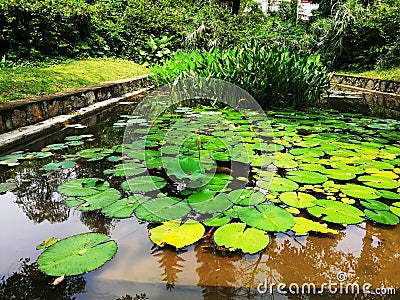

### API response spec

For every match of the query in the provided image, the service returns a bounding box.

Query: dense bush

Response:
[151,40,331,109]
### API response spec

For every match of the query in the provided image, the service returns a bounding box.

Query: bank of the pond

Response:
[0,75,151,152]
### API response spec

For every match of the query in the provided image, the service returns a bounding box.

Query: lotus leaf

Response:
[360,200,389,211]
[279,192,317,208]
[203,214,230,226]
[213,223,270,254]
[307,200,364,224]
[238,204,295,232]
[258,177,299,192]
[291,217,338,236]
[149,220,205,248]
[135,196,191,222]
[101,196,140,218]
[358,175,400,189]
[37,233,117,276]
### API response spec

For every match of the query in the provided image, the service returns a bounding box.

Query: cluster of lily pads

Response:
[34,107,400,277]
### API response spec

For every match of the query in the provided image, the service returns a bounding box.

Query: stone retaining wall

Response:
[0,75,150,134]
[333,74,400,95]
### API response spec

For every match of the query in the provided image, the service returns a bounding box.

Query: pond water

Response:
[1,100,400,300]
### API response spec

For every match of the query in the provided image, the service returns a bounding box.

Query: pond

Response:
[1,92,400,299]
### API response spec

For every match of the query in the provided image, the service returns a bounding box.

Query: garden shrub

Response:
[151,40,331,109]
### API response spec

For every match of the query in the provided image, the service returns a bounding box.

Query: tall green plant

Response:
[151,40,331,109]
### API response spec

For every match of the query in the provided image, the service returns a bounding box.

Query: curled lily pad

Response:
[238,204,295,232]
[364,209,399,225]
[213,223,270,254]
[37,233,117,276]
[307,200,365,224]
[279,192,317,208]
[58,178,109,197]
[149,220,205,248]
[291,217,338,236]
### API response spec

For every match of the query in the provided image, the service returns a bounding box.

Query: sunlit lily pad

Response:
[340,184,380,200]
[258,177,299,192]
[76,188,121,211]
[213,223,270,254]
[291,217,338,236]
[287,171,328,184]
[358,175,400,189]
[321,169,356,181]
[279,192,317,208]
[203,214,230,227]
[359,200,389,211]
[37,233,117,276]
[149,220,205,249]
[307,200,365,224]
[379,190,400,200]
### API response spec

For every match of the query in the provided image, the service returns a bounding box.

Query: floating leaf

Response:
[36,237,60,250]
[358,175,400,189]
[238,205,295,232]
[58,178,109,197]
[389,202,400,217]
[279,192,317,208]
[307,200,365,224]
[0,182,16,193]
[364,209,399,225]
[166,157,205,181]
[228,189,265,206]
[258,177,299,192]
[104,162,146,177]
[321,169,356,181]
[135,196,191,222]
[340,184,380,200]
[42,161,76,171]
[37,233,117,276]
[287,171,328,184]
[291,217,339,236]
[121,176,166,192]
[213,223,270,254]
[203,214,230,227]
[379,190,400,200]
[76,188,121,211]
[101,196,140,218]
[360,200,389,211]
[190,193,233,214]
[149,220,205,248]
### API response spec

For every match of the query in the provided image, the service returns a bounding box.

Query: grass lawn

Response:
[339,67,400,82]
[0,58,149,102]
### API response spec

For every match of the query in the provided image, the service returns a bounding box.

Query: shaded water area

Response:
[1,99,400,300]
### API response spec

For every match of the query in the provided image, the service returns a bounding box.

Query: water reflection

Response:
[80,210,117,235]
[0,258,86,300]
[154,248,185,290]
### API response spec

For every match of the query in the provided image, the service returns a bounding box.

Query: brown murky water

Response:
[1,104,399,300]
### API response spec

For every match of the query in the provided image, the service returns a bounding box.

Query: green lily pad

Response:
[186,191,216,203]
[286,171,328,184]
[203,214,230,227]
[42,161,76,171]
[58,178,109,197]
[121,176,166,192]
[213,223,270,254]
[307,200,365,224]
[101,196,141,218]
[379,190,400,200]
[258,177,299,192]
[321,169,356,181]
[0,182,17,193]
[227,189,265,206]
[275,159,298,169]
[358,175,400,189]
[149,220,205,248]
[360,200,389,211]
[36,237,60,250]
[103,162,146,177]
[135,196,191,222]
[364,209,399,225]
[190,193,233,214]
[76,188,121,211]
[238,204,295,232]
[166,157,205,181]
[37,233,117,276]
[279,192,317,208]
[340,184,380,200]
[389,202,400,217]
[291,217,339,236]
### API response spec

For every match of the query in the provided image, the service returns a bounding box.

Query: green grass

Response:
[0,58,149,102]
[339,67,400,82]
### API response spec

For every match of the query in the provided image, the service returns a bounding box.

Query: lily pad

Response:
[359,200,389,211]
[0,182,17,193]
[227,189,266,206]
[121,176,166,192]
[358,175,400,190]
[101,196,140,218]
[291,217,339,236]
[389,202,400,217]
[238,204,295,232]
[279,192,317,208]
[58,178,109,197]
[364,209,399,225]
[258,177,299,192]
[135,196,191,222]
[42,161,76,171]
[340,184,380,200]
[321,169,356,181]
[104,162,146,177]
[213,223,270,254]
[36,237,60,250]
[149,220,205,248]
[190,193,233,214]
[307,200,365,224]
[286,171,328,184]
[203,214,230,227]
[76,188,121,211]
[37,233,117,276]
